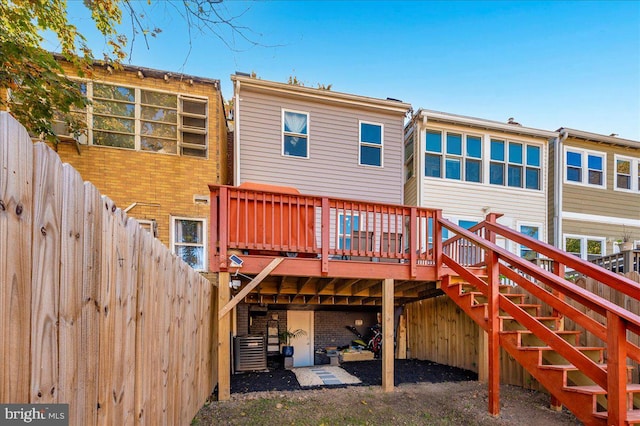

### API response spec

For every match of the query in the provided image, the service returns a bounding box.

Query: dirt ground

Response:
[193,360,581,425]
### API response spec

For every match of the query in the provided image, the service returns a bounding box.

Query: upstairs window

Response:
[615,155,640,192]
[93,83,136,149]
[465,136,482,183]
[425,130,443,178]
[425,130,482,182]
[491,140,541,190]
[359,121,383,166]
[490,139,505,185]
[282,110,309,158]
[565,148,605,188]
[526,145,541,190]
[81,82,208,157]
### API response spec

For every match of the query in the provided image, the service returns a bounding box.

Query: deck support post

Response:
[485,213,500,416]
[607,311,627,425]
[217,272,231,401]
[382,278,394,392]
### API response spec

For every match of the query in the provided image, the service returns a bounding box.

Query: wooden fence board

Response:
[97,196,117,425]
[0,113,33,403]
[134,228,153,425]
[58,164,85,424]
[1,114,215,425]
[81,182,102,425]
[30,143,63,403]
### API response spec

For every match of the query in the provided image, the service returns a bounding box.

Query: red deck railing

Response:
[209,185,442,274]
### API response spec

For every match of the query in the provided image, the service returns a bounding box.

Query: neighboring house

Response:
[550,128,640,259]
[231,74,411,204]
[404,109,558,257]
[8,59,229,272]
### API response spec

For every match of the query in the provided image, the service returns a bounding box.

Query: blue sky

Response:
[62,1,640,140]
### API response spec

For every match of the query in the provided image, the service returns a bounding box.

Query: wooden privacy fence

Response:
[0,112,216,425]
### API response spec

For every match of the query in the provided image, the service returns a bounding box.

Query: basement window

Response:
[171,217,207,271]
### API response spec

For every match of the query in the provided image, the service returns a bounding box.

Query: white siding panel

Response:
[238,89,405,204]
[420,178,548,240]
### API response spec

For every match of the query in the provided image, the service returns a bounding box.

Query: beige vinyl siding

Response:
[404,176,418,206]
[238,88,405,204]
[562,219,640,255]
[562,139,640,220]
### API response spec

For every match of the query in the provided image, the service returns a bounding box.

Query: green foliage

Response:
[1,0,255,143]
[278,328,306,346]
[0,0,125,140]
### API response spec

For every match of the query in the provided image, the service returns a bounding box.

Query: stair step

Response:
[593,409,640,424]
[467,292,527,304]
[471,302,540,317]
[517,346,604,364]
[506,330,581,347]
[456,282,514,294]
[499,316,560,331]
[564,384,640,395]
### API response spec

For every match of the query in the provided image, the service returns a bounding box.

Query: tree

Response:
[0,0,256,141]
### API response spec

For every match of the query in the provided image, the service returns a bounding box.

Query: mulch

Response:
[230,359,478,394]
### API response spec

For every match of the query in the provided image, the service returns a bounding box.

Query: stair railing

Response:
[437,216,640,424]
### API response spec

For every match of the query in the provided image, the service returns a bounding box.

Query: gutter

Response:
[419,109,558,139]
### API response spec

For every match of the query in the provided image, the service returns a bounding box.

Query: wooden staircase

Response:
[441,276,640,425]
[437,215,640,425]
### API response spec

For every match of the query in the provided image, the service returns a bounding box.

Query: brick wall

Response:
[237,305,379,365]
[36,63,227,272]
[313,311,378,364]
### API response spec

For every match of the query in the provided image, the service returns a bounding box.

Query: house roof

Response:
[558,127,640,149]
[416,109,558,139]
[231,74,411,115]
[53,53,221,87]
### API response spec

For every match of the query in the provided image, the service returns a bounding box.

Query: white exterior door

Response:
[287,310,314,367]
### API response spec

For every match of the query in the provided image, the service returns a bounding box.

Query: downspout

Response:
[553,129,569,248]
[233,80,241,186]
[417,112,428,208]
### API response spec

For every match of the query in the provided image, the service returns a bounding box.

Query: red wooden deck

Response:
[209,184,445,287]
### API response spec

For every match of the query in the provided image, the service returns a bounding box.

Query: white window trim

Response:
[359,120,384,167]
[490,139,543,190]
[170,216,207,271]
[614,154,639,193]
[281,108,310,159]
[563,233,606,260]
[79,79,209,157]
[563,146,606,189]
